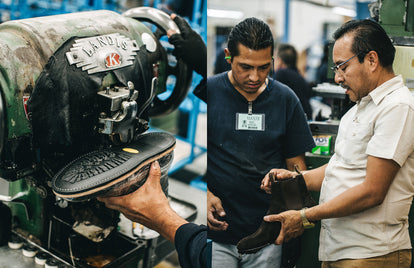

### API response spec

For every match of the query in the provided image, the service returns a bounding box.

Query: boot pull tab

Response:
[294,165,302,176]
[269,172,276,184]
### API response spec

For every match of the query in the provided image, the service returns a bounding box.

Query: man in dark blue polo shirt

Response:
[207,17,315,268]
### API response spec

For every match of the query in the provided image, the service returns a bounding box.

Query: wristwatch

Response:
[300,208,315,229]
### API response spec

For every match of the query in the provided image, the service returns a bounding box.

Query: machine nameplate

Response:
[66,33,139,74]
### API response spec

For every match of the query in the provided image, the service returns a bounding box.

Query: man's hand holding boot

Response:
[97,161,187,243]
[264,210,304,245]
[261,168,298,194]
[258,169,317,246]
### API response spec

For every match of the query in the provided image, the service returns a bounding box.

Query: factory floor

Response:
[154,111,207,268]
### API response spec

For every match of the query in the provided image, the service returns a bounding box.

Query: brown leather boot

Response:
[236,171,316,254]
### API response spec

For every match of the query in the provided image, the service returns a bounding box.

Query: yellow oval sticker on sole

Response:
[123,148,139,154]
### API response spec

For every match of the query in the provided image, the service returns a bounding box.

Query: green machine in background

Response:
[298,1,414,267]
[380,0,414,90]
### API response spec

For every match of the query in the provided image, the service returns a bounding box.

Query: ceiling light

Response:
[332,6,356,17]
[207,8,244,19]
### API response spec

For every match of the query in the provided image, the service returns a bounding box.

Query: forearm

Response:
[302,164,326,192]
[152,207,188,243]
[305,182,384,222]
[306,156,400,221]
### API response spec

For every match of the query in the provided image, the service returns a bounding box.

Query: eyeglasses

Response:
[330,54,360,76]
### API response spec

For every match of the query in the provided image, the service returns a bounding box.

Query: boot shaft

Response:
[269,173,316,212]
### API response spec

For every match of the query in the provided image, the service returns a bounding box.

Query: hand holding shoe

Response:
[98,161,187,243]
[261,168,297,194]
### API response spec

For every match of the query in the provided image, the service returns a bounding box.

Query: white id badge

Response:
[236,113,265,131]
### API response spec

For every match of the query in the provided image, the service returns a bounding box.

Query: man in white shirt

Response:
[261,19,414,268]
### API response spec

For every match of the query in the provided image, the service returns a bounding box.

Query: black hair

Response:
[277,43,297,68]
[227,17,274,59]
[333,19,395,67]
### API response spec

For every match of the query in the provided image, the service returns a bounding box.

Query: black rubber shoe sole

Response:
[52,132,175,202]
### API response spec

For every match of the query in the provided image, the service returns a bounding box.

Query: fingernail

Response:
[264,216,269,221]
[219,211,225,216]
[153,161,160,169]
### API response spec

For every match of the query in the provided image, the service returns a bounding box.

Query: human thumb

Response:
[213,201,226,217]
[147,161,162,185]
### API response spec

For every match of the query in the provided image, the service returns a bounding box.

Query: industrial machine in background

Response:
[378,0,414,90]
[0,7,197,267]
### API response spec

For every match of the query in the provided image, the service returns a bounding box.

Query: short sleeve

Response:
[366,104,414,166]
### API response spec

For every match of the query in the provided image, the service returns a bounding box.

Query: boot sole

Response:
[52,132,175,201]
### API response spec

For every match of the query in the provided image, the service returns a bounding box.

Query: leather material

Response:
[52,132,175,201]
[236,173,316,255]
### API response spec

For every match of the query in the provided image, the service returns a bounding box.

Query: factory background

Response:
[0,0,413,267]
[207,1,414,268]
[207,0,372,85]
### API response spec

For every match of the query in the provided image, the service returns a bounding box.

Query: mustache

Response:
[339,83,350,90]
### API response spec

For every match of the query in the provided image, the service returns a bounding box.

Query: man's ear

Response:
[367,50,379,70]
[224,48,232,63]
